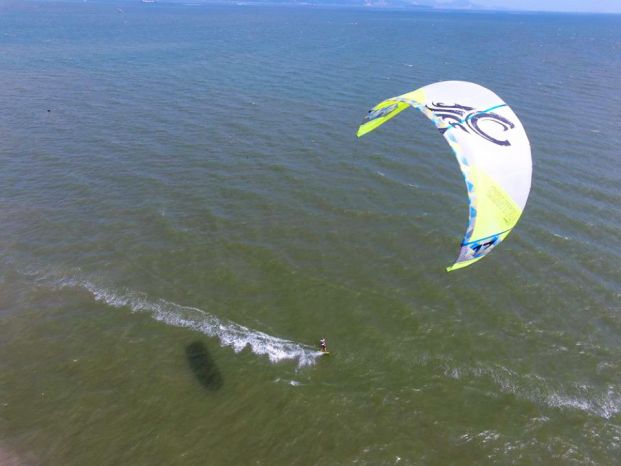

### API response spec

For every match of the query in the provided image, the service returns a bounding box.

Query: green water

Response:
[1,2,620,464]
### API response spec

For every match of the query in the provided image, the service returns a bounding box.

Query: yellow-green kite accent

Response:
[357,81,532,271]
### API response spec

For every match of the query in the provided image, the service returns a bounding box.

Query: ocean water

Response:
[1,2,620,464]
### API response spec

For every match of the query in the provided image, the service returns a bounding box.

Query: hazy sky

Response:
[471,0,621,13]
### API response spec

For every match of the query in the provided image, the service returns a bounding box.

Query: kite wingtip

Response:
[446,257,481,272]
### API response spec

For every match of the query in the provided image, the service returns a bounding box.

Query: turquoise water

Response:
[1,2,621,464]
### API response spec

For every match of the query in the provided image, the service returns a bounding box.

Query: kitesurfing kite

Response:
[357,81,532,271]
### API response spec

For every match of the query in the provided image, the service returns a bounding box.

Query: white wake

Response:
[53,276,321,368]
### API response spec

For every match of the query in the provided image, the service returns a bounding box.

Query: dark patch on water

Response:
[185,341,223,391]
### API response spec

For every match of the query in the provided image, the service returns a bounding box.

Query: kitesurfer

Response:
[319,338,327,352]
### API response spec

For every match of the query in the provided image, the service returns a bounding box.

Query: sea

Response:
[1,1,620,464]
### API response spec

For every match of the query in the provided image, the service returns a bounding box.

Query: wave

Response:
[51,276,321,368]
[545,386,621,420]
[441,361,621,420]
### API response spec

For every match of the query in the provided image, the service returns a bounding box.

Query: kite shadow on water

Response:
[185,341,223,391]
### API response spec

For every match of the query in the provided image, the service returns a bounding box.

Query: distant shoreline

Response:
[11,0,621,16]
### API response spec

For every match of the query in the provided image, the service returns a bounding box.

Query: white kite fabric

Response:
[357,81,532,271]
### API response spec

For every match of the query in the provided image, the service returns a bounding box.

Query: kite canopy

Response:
[357,81,532,271]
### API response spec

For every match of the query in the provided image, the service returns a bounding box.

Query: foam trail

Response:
[55,277,320,368]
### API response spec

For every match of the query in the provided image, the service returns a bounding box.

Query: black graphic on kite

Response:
[426,103,515,146]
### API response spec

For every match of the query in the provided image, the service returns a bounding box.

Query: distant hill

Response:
[153,0,484,10]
